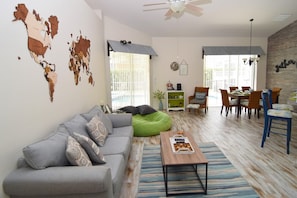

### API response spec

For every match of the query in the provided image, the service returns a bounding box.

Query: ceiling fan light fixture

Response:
[169,0,186,13]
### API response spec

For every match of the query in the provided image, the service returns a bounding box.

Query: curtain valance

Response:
[202,46,265,57]
[107,40,157,56]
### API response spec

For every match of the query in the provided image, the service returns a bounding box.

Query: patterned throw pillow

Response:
[66,136,92,166]
[72,132,106,164]
[81,105,113,134]
[86,115,108,146]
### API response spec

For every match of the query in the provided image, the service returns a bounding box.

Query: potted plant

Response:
[153,89,165,110]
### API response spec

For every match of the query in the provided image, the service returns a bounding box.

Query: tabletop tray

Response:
[169,135,195,154]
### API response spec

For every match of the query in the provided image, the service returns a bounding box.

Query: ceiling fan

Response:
[143,0,210,17]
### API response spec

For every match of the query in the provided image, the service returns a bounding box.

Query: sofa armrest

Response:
[3,165,113,197]
[107,113,132,128]
[17,157,30,168]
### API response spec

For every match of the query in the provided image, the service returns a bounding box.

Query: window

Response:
[203,55,257,106]
[109,52,150,110]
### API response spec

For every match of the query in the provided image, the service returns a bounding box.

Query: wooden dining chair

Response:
[240,90,262,119]
[229,87,239,101]
[188,87,209,113]
[229,86,238,92]
[261,90,292,154]
[271,87,282,103]
[241,86,251,91]
[220,89,238,116]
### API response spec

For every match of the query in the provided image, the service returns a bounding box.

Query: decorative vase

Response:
[159,100,163,110]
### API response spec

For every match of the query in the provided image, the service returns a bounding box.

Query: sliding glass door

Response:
[204,55,256,106]
[109,52,150,110]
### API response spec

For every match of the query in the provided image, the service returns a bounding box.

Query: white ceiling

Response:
[84,0,297,38]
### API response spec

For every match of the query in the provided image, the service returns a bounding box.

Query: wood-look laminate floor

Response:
[120,107,297,198]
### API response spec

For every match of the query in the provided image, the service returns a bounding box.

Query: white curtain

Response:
[109,52,150,110]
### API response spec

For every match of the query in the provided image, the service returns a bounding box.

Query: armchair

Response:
[188,87,209,113]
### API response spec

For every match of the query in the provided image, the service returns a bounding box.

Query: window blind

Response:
[107,40,157,56]
[202,46,265,57]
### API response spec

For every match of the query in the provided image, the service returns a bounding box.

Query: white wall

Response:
[0,1,105,197]
[151,37,267,108]
[104,16,152,46]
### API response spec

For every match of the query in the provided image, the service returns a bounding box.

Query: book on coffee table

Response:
[169,135,195,154]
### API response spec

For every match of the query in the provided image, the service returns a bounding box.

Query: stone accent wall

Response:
[266,20,297,107]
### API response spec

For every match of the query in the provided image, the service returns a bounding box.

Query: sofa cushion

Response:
[100,137,131,163]
[72,132,106,164]
[66,136,92,166]
[86,115,109,146]
[22,124,69,169]
[64,114,89,137]
[137,105,157,115]
[104,154,125,196]
[81,105,113,134]
[109,126,133,138]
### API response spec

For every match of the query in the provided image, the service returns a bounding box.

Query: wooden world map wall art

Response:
[13,3,94,102]
[13,3,59,102]
[68,32,94,86]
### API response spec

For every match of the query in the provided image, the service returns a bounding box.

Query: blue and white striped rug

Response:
[137,142,259,197]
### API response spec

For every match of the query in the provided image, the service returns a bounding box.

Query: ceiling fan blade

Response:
[143,7,168,12]
[143,3,167,6]
[165,9,173,17]
[185,3,203,13]
[188,0,212,6]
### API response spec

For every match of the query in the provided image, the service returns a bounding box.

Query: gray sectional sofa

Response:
[3,105,133,198]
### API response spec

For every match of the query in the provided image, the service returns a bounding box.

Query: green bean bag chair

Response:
[133,111,172,137]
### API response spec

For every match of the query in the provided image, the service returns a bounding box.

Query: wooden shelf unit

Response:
[167,90,185,111]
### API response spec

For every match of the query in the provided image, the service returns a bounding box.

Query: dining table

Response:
[228,91,250,117]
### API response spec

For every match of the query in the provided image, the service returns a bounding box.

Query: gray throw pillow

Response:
[195,92,206,100]
[81,105,103,121]
[66,136,92,166]
[119,106,139,115]
[23,124,69,169]
[137,105,157,115]
[191,92,206,104]
[72,132,106,164]
[64,114,89,137]
[86,115,109,146]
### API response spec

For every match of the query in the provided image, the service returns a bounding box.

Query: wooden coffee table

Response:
[160,131,208,196]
